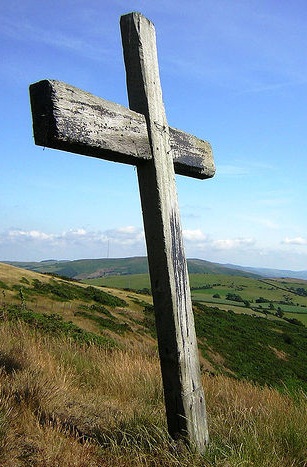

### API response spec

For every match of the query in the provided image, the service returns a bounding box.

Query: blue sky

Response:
[1,0,306,270]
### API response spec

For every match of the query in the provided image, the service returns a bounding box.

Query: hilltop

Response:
[0,262,307,466]
[3,257,261,279]
[5,256,307,280]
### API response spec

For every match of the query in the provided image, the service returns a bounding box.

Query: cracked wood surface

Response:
[30,79,215,180]
[120,12,209,451]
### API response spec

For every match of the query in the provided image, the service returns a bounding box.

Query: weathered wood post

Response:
[29,12,215,452]
[120,13,209,451]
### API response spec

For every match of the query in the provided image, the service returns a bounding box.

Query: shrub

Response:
[4,305,116,348]
[226,293,244,302]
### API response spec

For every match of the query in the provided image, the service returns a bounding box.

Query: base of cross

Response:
[29,11,215,454]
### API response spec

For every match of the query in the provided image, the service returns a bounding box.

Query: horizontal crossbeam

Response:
[29,80,215,180]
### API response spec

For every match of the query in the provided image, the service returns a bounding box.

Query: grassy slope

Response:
[0,262,154,349]
[0,308,306,466]
[195,303,307,391]
[1,263,307,466]
[1,262,307,391]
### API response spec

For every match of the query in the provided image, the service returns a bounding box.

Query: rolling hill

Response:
[5,256,307,280]
[4,256,261,280]
[223,263,307,280]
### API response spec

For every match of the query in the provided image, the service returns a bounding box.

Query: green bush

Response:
[84,286,127,307]
[142,304,156,337]
[75,310,131,334]
[4,304,116,348]
[226,293,244,302]
[26,279,128,307]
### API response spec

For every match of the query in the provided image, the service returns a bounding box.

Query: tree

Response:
[226,293,244,303]
[276,307,284,318]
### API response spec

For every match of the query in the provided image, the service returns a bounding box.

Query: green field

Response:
[83,273,307,325]
[284,312,307,326]
[83,273,151,290]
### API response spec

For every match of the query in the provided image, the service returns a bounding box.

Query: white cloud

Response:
[7,229,54,241]
[1,227,306,270]
[182,231,257,260]
[117,226,139,234]
[282,237,307,246]
[0,227,146,261]
[69,228,87,236]
[212,237,255,250]
[183,229,207,242]
[1,227,255,261]
[105,227,145,246]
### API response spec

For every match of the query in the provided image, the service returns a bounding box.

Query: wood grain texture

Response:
[120,12,209,452]
[29,79,215,179]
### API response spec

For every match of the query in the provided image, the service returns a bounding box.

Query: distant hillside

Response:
[5,257,261,280]
[6,256,307,280]
[223,263,307,280]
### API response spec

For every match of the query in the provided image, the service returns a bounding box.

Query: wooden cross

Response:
[29,12,215,453]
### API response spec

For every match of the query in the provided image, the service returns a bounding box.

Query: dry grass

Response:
[204,375,307,466]
[0,318,306,466]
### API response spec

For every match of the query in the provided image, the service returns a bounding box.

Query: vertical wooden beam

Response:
[120,12,209,452]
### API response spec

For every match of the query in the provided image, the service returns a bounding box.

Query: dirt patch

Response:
[269,346,288,360]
